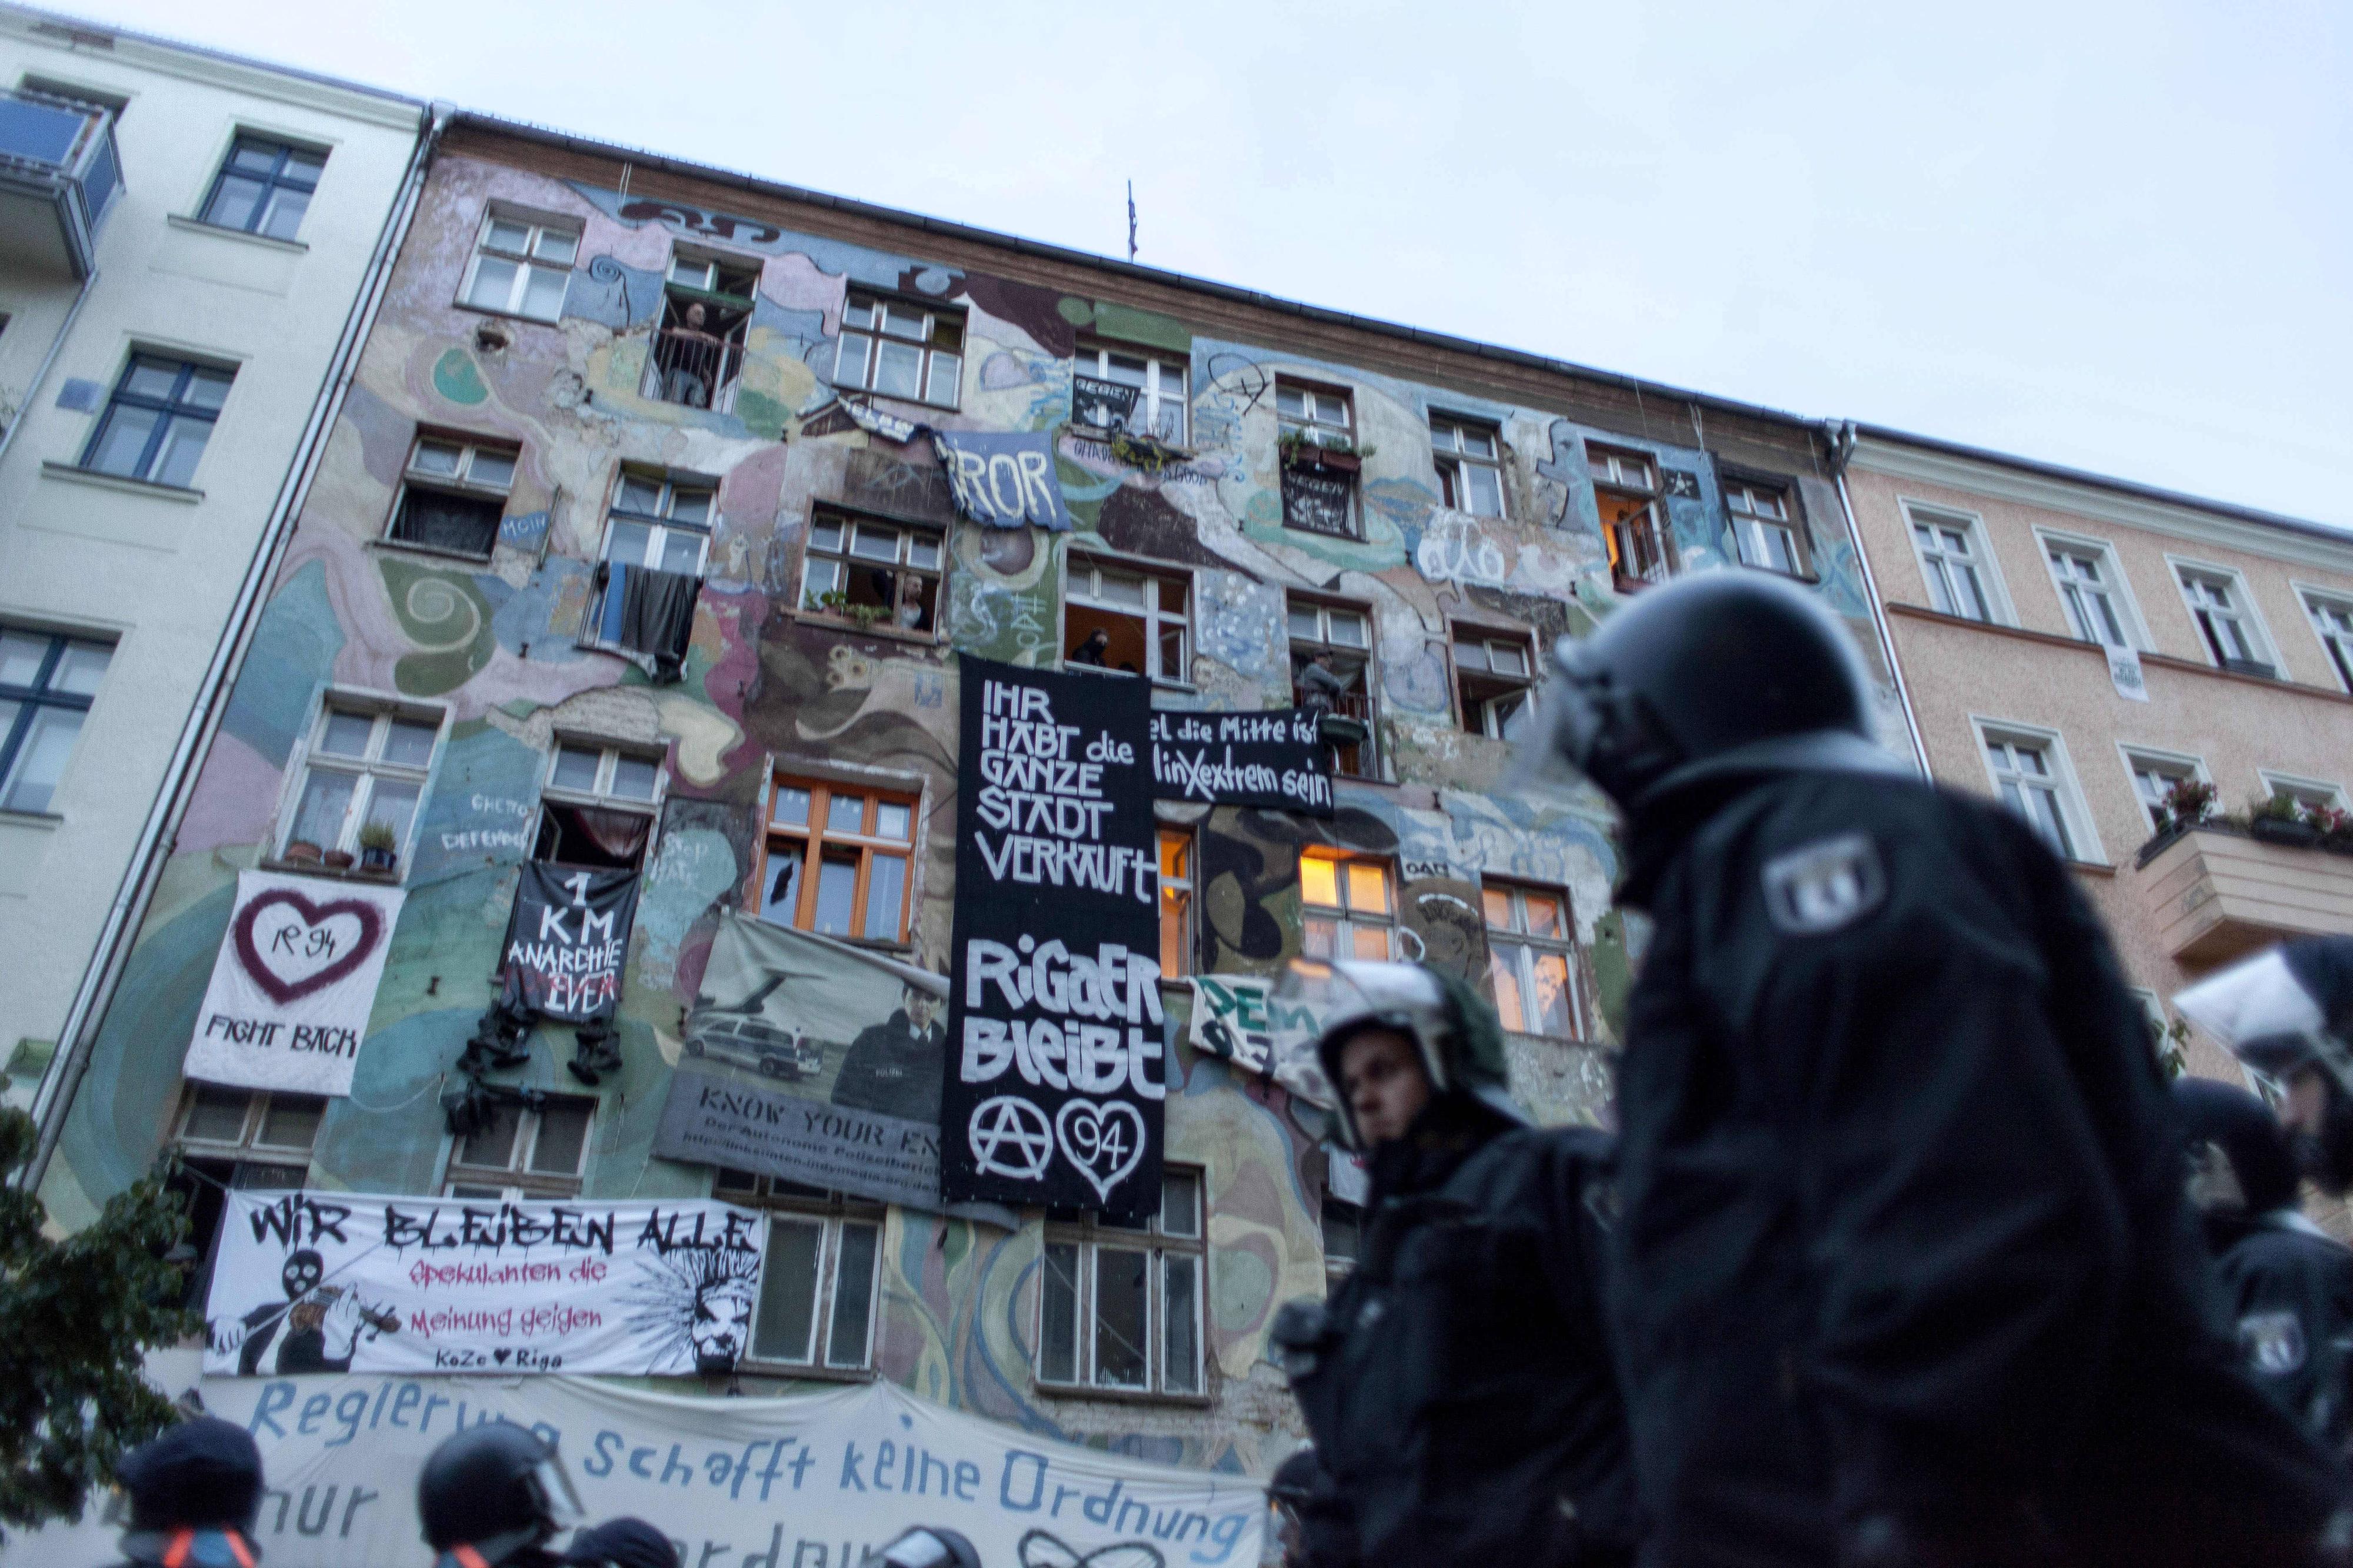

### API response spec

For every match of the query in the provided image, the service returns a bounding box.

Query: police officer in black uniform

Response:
[1267,1446,1358,1568]
[1269,959,1634,1568]
[417,1423,584,1568]
[109,1418,266,1568]
[1537,569,2348,1566]
[2178,936,2353,1195]
[2178,1075,2353,1451]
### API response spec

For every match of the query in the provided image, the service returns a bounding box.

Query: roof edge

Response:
[0,1,426,113]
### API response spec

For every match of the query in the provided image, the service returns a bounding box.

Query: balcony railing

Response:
[1294,684,1379,779]
[0,88,121,279]
[642,327,744,414]
[1610,512,1672,589]
[2137,822,2353,968]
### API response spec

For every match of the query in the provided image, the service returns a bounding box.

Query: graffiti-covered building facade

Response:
[41,114,1909,1480]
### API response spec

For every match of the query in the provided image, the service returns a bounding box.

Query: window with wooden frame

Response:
[761,777,918,943]
[444,1093,594,1200]
[1482,881,1581,1040]
[1726,479,1807,576]
[1288,596,1378,780]
[1074,341,1187,443]
[712,1171,885,1373]
[1277,381,1360,539]
[1158,828,1195,978]
[801,509,944,636]
[169,1085,324,1309]
[837,292,964,408]
[280,698,441,865]
[1431,414,1505,518]
[646,250,758,412]
[387,432,518,559]
[459,211,578,322]
[1590,445,1671,588]
[1299,851,1398,961]
[1066,555,1189,682]
[1039,1169,1204,1397]
[535,739,663,871]
[1452,625,1538,740]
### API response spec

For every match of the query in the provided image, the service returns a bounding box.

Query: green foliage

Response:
[0,1107,195,1540]
[804,588,891,629]
[356,818,400,852]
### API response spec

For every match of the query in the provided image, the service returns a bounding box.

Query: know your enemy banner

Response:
[942,658,1165,1220]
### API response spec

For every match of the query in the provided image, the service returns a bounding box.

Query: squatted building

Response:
[28,108,1911,1559]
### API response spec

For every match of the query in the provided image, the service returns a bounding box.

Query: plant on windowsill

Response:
[2248,792,2323,849]
[358,819,400,875]
[1278,428,1371,474]
[1108,428,1190,475]
[805,588,893,630]
[282,838,324,866]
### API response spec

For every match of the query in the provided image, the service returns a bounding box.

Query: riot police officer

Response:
[1535,569,2347,1566]
[2176,936,2353,1193]
[1267,1447,1357,1568]
[109,1417,265,1568]
[417,1423,584,1568]
[1268,959,1634,1568]
[564,1520,679,1568]
[2177,1075,2353,1450]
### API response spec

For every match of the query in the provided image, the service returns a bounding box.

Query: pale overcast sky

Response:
[70,0,2353,525]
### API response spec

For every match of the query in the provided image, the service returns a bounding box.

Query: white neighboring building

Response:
[0,5,427,1115]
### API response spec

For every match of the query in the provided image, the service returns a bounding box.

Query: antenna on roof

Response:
[1126,180,1137,263]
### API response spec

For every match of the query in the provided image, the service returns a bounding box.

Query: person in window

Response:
[1536,569,2348,1566]
[1297,648,1351,711]
[831,981,945,1123]
[661,301,722,408]
[1268,959,1635,1568]
[1069,626,1111,667]
[2175,1076,2353,1453]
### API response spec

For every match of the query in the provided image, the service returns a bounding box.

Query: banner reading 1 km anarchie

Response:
[943,657,1165,1220]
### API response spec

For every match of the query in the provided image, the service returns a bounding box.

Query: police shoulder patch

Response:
[2240,1309,2308,1376]
[1761,833,1887,936]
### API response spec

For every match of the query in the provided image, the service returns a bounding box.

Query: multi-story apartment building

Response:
[32,106,1908,1533]
[0,5,428,1118]
[1840,425,2353,1080]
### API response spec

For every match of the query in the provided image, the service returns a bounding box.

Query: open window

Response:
[1288,596,1377,779]
[1431,415,1505,518]
[1452,625,1538,740]
[387,432,517,559]
[534,739,662,871]
[589,471,711,678]
[1725,479,1808,576]
[646,251,756,412]
[2175,563,2277,678]
[1590,445,1671,588]
[169,1085,323,1310]
[1065,555,1189,681]
[799,509,942,636]
[279,697,442,874]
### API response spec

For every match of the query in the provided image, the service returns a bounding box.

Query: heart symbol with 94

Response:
[232,889,384,1005]
[1054,1097,1146,1204]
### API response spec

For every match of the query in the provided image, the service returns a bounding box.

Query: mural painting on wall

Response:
[203,1190,763,1377]
[655,914,983,1217]
[1149,708,1333,815]
[465,863,642,1085]
[944,659,1165,1220]
[182,871,407,1097]
[933,430,1074,532]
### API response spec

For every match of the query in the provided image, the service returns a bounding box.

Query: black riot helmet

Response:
[564,1519,679,1568]
[861,1527,981,1568]
[2176,938,2353,1191]
[2174,1075,2301,1219]
[118,1417,265,1534]
[418,1423,585,1566]
[1536,569,1904,817]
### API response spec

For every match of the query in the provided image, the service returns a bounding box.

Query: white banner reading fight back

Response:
[204,1192,764,1379]
[2,1375,1264,1568]
[182,870,406,1097]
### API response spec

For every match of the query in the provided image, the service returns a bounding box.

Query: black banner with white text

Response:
[942,658,1164,1219]
[1149,707,1332,814]
[495,863,641,1023]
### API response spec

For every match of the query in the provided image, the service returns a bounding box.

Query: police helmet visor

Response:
[530,1450,589,1533]
[2174,949,2345,1083]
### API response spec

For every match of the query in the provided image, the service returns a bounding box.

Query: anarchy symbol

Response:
[969,1096,1053,1180]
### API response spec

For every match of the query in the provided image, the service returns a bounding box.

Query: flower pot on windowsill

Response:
[322,849,356,870]
[1282,443,1361,476]
[1318,713,1368,747]
[283,839,324,866]
[360,846,398,875]
[2251,816,2322,849]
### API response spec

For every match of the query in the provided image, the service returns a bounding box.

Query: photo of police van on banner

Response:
[942,657,1165,1220]
[202,1190,764,1377]
[181,869,407,1097]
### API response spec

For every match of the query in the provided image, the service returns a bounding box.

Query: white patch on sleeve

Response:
[1761,833,1887,936]
[2240,1310,2308,1376]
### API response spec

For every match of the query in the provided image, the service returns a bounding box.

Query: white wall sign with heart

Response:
[1053,1097,1146,1203]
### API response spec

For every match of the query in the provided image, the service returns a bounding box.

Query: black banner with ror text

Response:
[942,657,1164,1219]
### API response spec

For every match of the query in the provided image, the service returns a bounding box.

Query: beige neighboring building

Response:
[1840,426,2353,1083]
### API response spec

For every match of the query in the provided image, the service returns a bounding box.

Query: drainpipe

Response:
[24,103,452,1190]
[1824,418,1931,776]
[0,263,97,473]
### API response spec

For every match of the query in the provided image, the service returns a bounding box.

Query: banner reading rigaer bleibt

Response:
[942,658,1165,1220]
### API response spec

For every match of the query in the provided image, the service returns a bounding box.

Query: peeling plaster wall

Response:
[46,145,1898,1476]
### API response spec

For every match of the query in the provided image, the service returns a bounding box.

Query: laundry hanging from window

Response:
[591,561,702,682]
